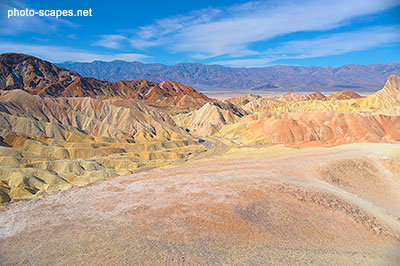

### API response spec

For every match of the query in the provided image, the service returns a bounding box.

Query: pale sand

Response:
[1,143,400,265]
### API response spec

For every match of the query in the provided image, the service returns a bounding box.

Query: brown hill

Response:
[0,53,80,93]
[0,53,211,108]
[282,91,326,101]
[327,90,363,100]
[226,94,261,105]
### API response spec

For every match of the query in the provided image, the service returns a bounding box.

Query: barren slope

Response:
[0,90,206,204]
[173,101,248,135]
[173,75,400,146]
[1,144,399,265]
[0,53,211,108]
[217,111,400,145]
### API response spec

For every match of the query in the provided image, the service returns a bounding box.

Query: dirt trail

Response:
[186,136,234,161]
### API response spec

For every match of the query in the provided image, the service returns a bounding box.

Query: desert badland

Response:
[0,53,400,265]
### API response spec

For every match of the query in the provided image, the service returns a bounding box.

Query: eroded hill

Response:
[173,75,400,145]
[0,53,211,109]
[0,90,206,203]
[1,53,400,208]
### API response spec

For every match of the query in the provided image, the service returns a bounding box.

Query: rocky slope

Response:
[173,101,248,136]
[0,53,211,108]
[0,90,206,204]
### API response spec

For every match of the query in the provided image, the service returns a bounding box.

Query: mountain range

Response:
[59,60,400,92]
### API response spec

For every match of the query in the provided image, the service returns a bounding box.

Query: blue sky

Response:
[0,0,399,67]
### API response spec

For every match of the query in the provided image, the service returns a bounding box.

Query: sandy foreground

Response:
[1,143,400,265]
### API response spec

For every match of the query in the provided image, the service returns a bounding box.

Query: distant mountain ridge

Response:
[58,60,400,92]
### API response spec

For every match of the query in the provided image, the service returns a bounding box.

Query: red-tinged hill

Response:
[327,90,363,100]
[0,53,211,108]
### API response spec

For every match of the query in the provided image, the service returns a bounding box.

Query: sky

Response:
[0,0,399,67]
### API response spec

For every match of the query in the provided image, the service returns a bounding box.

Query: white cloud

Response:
[0,42,150,62]
[212,58,275,68]
[213,26,400,67]
[94,35,127,49]
[66,34,78,39]
[266,26,400,58]
[129,39,158,49]
[129,0,399,58]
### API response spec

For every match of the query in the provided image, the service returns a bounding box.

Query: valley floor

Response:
[1,143,400,265]
[199,89,372,99]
